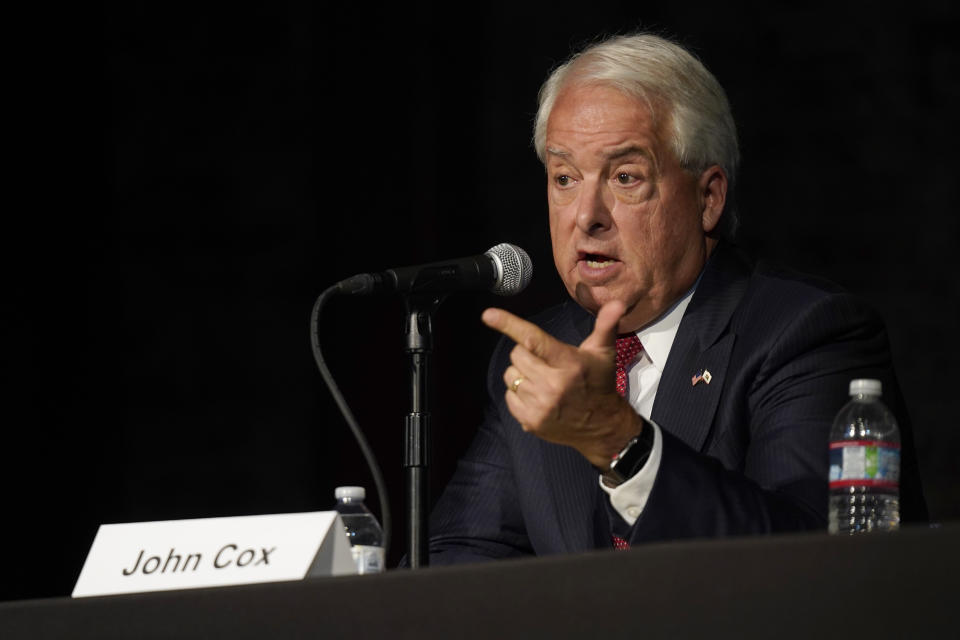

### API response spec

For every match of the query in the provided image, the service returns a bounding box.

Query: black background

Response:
[5,1,958,600]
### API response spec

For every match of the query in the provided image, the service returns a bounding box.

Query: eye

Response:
[616,172,637,185]
[555,174,572,187]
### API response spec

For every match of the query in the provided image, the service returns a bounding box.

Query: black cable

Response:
[310,285,391,556]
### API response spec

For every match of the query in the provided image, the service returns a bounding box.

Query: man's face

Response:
[545,83,721,333]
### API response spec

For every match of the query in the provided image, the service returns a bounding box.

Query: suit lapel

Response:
[653,244,751,451]
[654,332,736,451]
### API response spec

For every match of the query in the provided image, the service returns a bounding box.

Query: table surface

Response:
[2,524,956,639]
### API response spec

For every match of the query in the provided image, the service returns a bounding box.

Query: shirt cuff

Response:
[598,420,663,526]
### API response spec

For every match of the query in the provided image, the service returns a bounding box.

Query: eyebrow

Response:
[545,145,653,162]
[602,145,652,161]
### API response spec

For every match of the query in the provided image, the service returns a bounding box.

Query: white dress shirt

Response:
[599,283,697,526]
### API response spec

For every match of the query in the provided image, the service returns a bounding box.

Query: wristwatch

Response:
[600,424,654,488]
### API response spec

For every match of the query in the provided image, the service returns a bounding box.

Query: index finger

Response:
[482,308,568,364]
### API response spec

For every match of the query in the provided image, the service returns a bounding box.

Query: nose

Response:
[575,179,613,235]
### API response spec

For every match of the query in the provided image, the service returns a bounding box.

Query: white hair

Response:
[533,34,740,238]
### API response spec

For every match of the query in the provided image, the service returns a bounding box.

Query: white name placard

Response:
[72,511,357,598]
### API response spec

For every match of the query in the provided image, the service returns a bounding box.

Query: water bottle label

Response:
[829,440,900,488]
[350,545,384,574]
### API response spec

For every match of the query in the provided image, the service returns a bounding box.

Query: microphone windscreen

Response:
[486,243,533,296]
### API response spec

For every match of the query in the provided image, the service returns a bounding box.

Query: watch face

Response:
[611,431,653,482]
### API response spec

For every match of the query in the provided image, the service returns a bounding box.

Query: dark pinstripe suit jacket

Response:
[428,243,925,563]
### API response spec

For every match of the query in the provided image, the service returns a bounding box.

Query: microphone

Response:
[336,243,533,297]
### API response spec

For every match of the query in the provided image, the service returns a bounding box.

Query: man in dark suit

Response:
[427,34,924,563]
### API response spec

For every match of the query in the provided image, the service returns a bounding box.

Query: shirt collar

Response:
[635,276,700,372]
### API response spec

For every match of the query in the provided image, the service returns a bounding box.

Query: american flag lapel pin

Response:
[691,369,713,386]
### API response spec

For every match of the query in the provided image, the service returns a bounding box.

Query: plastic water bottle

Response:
[334,486,385,574]
[828,379,900,534]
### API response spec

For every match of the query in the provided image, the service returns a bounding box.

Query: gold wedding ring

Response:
[510,376,524,393]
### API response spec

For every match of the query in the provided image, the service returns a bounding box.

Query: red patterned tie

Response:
[615,334,643,397]
[611,334,642,551]
[611,534,630,551]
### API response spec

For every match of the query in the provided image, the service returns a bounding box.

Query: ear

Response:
[698,165,728,233]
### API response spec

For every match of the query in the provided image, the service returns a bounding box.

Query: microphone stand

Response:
[403,293,442,568]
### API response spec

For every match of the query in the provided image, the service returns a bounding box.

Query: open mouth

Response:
[581,252,618,268]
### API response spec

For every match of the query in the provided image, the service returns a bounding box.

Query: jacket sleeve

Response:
[427,339,534,564]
